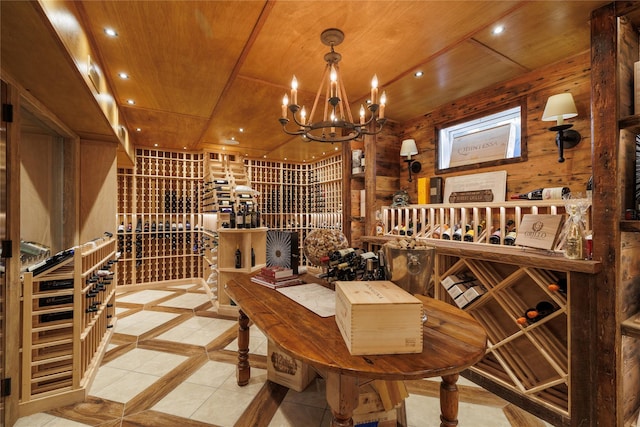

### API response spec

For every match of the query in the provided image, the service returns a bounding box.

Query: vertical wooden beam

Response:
[364,132,376,237]
[3,80,21,427]
[590,3,620,425]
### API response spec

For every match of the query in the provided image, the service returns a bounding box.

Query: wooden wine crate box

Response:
[267,340,316,392]
[335,281,423,355]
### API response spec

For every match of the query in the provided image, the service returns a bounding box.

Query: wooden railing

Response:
[381,200,591,250]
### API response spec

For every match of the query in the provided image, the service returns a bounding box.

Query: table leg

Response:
[236,309,250,386]
[440,373,459,427]
[325,372,359,427]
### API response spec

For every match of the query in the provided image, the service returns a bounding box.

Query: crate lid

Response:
[335,281,421,305]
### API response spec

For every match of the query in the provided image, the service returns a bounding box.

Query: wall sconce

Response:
[400,138,421,182]
[542,93,581,163]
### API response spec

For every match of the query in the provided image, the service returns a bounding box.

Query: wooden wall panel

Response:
[79,140,118,243]
[19,132,59,250]
[399,51,593,203]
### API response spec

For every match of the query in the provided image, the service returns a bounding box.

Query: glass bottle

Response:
[564,205,583,260]
[235,245,242,269]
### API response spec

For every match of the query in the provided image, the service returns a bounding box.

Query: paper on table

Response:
[277,283,336,317]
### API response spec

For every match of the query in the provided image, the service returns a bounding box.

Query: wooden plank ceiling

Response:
[1,1,609,163]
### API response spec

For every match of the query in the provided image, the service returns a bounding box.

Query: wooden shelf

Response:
[618,114,640,134]
[622,313,640,339]
[217,228,266,315]
[20,238,117,413]
[621,220,640,232]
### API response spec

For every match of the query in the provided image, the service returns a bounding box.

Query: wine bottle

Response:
[548,278,567,295]
[586,175,593,200]
[362,258,376,281]
[510,187,570,200]
[516,301,555,325]
[564,205,583,260]
[504,230,517,246]
[236,205,245,229]
[251,247,255,267]
[230,205,236,228]
[374,249,387,280]
[235,245,242,269]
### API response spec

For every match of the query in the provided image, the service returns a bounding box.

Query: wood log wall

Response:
[397,50,593,202]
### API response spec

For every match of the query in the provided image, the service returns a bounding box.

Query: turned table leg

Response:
[326,372,359,427]
[440,373,460,427]
[236,309,251,386]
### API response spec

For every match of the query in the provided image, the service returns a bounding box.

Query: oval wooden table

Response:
[224,273,487,427]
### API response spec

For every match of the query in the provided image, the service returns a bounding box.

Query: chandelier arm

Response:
[336,65,355,123]
[308,65,330,125]
[278,119,307,137]
[323,71,332,122]
[360,118,387,135]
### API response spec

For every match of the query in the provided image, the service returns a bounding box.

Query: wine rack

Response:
[246,154,342,266]
[20,237,117,411]
[117,149,204,287]
[432,242,600,424]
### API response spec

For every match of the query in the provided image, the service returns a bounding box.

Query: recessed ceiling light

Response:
[263,155,267,158]
[239,128,244,133]
[334,147,339,151]
[118,72,129,79]
[184,147,187,150]
[104,28,118,37]
[127,99,135,105]
[154,143,158,147]
[135,128,141,132]
[414,71,424,78]
[492,25,505,35]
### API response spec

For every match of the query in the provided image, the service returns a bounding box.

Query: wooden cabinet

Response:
[20,237,117,415]
[216,228,267,316]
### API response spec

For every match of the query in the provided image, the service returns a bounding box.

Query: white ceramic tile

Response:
[134,351,188,376]
[220,367,268,396]
[405,394,445,427]
[152,381,217,418]
[89,365,130,394]
[158,292,210,309]
[90,371,160,403]
[114,310,179,336]
[104,348,169,372]
[185,360,236,388]
[116,289,176,304]
[14,413,63,427]
[190,388,256,427]
[225,334,268,355]
[268,401,326,427]
[282,378,327,409]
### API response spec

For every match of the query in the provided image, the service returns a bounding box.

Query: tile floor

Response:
[14,283,553,427]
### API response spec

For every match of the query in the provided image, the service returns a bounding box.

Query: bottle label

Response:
[542,187,569,200]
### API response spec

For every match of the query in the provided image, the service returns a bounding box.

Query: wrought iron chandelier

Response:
[279,28,387,143]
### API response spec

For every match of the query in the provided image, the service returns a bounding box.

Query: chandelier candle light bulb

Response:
[371,74,379,105]
[290,76,298,106]
[282,94,288,118]
[379,91,386,119]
